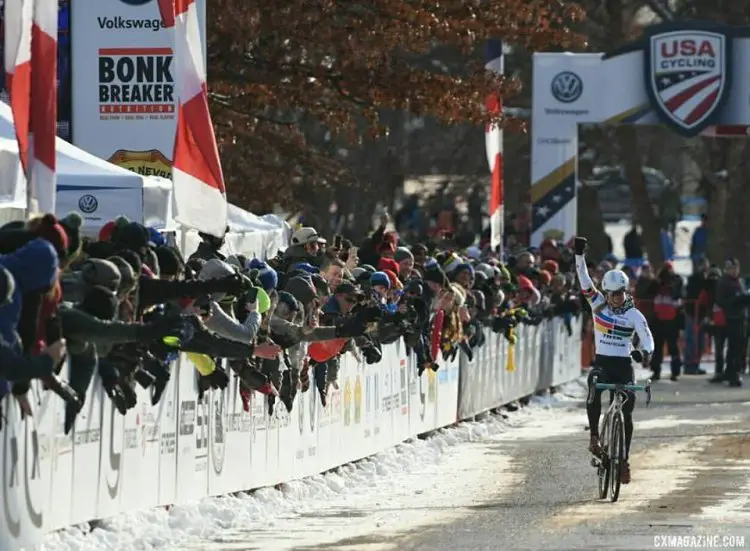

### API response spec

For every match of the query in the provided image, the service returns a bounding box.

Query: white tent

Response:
[0,101,175,233]
[181,204,291,261]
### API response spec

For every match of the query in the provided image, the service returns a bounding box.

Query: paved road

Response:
[296,374,750,551]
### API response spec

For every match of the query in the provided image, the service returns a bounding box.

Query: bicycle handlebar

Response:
[588,375,653,406]
[594,383,649,391]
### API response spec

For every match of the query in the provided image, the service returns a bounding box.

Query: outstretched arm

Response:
[575,254,605,309]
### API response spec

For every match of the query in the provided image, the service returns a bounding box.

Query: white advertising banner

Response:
[70,0,206,180]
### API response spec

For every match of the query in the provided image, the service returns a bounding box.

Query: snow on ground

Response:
[40,380,588,551]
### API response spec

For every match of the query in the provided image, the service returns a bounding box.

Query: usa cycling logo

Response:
[645,25,732,137]
[78,194,98,214]
[551,71,583,103]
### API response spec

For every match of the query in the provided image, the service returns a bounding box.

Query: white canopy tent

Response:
[181,204,291,261]
[0,101,175,233]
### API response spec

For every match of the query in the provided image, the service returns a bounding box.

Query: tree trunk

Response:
[616,126,664,266]
[724,141,750,266]
[577,184,609,260]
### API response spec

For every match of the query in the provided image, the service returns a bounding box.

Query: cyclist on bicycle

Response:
[574,236,654,484]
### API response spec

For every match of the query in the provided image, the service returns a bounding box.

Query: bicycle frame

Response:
[587,376,652,502]
[591,379,651,458]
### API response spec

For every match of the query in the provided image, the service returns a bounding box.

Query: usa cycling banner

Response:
[70,0,205,181]
[530,21,750,247]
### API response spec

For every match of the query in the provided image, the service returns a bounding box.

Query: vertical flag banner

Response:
[485,39,504,254]
[4,0,32,176]
[30,0,57,213]
[159,0,227,237]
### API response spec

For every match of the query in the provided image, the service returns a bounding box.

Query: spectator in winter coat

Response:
[650,263,684,380]
[714,258,749,386]
[684,257,710,374]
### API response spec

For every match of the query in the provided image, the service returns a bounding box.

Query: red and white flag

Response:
[29,0,57,213]
[4,0,33,175]
[485,40,504,255]
[159,0,227,237]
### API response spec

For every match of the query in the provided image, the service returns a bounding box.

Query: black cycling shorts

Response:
[592,354,634,385]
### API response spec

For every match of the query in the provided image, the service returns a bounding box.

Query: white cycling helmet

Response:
[601,269,629,293]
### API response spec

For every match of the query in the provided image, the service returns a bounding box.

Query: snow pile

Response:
[41,381,586,551]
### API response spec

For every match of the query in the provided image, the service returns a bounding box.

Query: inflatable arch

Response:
[530,22,750,246]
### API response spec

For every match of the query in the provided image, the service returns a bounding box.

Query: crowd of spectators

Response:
[0,211,584,433]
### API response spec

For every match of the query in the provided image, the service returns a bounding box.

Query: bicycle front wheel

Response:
[597,420,609,499]
[597,453,609,499]
[609,411,625,502]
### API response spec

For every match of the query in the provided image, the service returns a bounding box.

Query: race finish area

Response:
[529,21,750,246]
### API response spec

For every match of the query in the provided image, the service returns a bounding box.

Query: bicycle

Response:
[587,351,652,503]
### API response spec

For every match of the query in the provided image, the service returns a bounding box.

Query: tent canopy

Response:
[182,204,291,261]
[0,101,175,231]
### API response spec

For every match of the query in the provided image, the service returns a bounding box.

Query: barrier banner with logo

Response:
[457,318,583,419]
[70,0,206,178]
[0,320,580,550]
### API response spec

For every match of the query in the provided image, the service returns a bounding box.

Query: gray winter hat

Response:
[81,258,121,294]
[394,247,414,262]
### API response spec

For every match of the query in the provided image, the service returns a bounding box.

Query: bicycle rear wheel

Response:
[609,411,625,502]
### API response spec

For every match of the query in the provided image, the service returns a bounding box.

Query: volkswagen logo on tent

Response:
[550,71,583,103]
[78,194,98,214]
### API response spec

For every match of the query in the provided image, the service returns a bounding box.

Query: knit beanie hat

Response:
[454,262,474,279]
[99,220,117,242]
[117,249,143,278]
[394,247,414,263]
[154,246,183,277]
[370,271,391,290]
[277,290,300,313]
[30,214,69,263]
[59,212,83,261]
[116,222,150,252]
[284,275,317,306]
[378,257,400,275]
[80,258,121,294]
[541,259,559,275]
[423,265,448,288]
[257,266,278,291]
[108,255,137,295]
